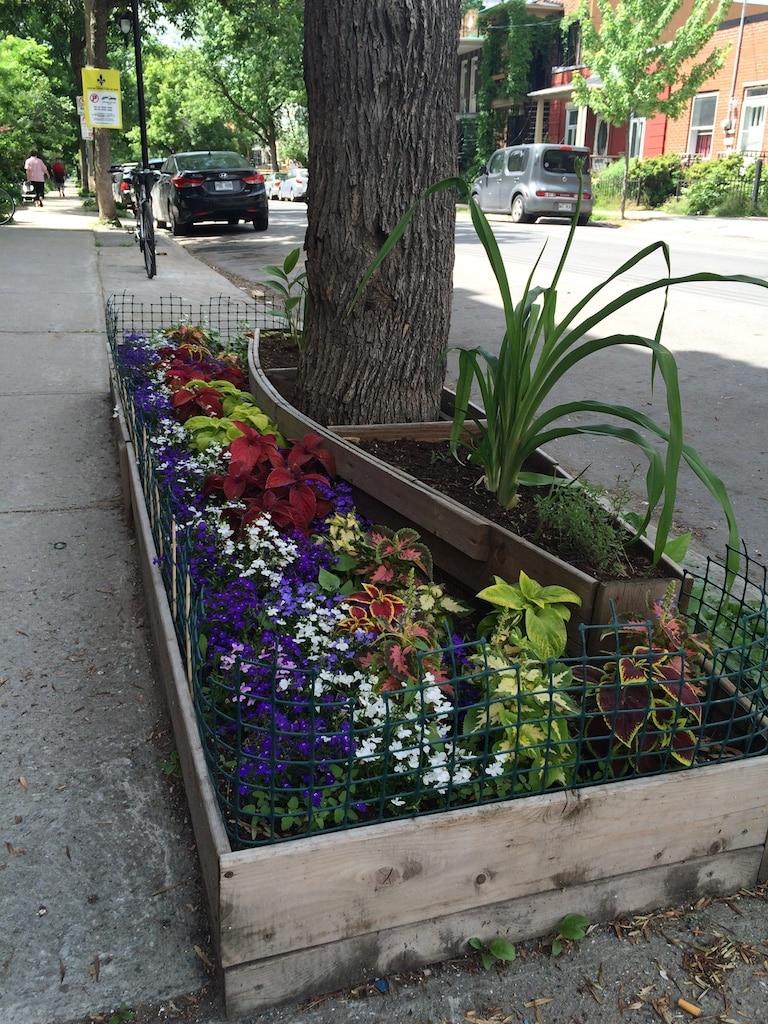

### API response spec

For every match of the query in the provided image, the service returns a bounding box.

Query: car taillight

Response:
[172,175,205,189]
[242,172,265,184]
[119,180,131,193]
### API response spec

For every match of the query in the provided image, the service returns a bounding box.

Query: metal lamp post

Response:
[118,1,150,168]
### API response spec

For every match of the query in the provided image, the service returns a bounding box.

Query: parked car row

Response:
[111,152,309,234]
[150,151,269,235]
[111,159,163,209]
[277,168,308,202]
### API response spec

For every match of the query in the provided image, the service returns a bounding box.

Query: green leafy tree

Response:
[137,44,247,156]
[565,0,731,216]
[476,1,559,160]
[197,0,305,169]
[0,36,72,184]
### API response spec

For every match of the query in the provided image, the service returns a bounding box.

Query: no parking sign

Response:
[81,67,123,129]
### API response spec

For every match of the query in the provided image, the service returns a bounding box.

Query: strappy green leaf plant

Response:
[352,176,768,582]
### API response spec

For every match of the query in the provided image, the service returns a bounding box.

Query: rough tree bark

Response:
[84,0,118,221]
[296,0,460,425]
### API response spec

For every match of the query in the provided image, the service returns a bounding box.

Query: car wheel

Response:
[289,188,296,202]
[253,212,268,232]
[155,208,167,229]
[228,218,239,225]
[170,208,186,236]
[577,214,590,226]
[510,195,532,224]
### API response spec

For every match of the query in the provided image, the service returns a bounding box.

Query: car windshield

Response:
[176,152,252,172]
[542,149,590,174]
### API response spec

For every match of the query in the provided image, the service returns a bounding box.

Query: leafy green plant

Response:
[159,749,182,778]
[551,913,590,956]
[106,1005,134,1024]
[262,247,307,349]
[475,571,581,661]
[468,935,517,970]
[353,175,768,583]
[462,572,581,795]
[533,476,628,576]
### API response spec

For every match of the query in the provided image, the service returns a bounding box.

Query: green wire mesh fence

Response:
[107,295,768,850]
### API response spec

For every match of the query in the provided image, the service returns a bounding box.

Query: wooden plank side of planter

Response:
[217,756,768,971]
[221,846,763,1016]
[122,440,232,938]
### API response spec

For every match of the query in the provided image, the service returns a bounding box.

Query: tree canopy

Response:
[565,0,731,211]
[0,35,73,183]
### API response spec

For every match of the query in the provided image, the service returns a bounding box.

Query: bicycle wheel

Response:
[0,187,15,225]
[141,200,156,278]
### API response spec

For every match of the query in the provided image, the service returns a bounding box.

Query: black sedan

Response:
[152,150,269,235]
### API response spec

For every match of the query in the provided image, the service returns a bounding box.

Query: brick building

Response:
[462,0,768,164]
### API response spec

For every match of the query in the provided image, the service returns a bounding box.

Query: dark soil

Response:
[356,437,664,582]
[257,329,301,369]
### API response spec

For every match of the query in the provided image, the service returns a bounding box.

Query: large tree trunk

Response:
[85,0,118,221]
[296,0,460,425]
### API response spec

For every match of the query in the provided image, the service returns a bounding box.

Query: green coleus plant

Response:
[463,572,582,794]
[476,570,582,661]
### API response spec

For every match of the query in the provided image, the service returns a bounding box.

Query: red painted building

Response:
[461,1,768,164]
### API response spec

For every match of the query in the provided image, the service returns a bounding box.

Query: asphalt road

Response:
[172,206,768,570]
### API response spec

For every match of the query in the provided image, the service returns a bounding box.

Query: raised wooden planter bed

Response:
[113,395,768,1017]
[249,348,685,650]
[109,325,768,1019]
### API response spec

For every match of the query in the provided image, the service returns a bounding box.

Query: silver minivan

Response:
[472,144,592,225]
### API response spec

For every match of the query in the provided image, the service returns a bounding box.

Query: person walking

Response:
[51,157,66,197]
[24,149,49,207]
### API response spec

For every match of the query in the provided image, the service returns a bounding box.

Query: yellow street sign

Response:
[81,68,123,129]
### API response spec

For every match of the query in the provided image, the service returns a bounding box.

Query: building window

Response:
[594,117,609,156]
[459,60,468,115]
[739,87,768,155]
[628,115,645,159]
[688,93,718,158]
[564,107,579,145]
[562,23,581,67]
[469,56,479,115]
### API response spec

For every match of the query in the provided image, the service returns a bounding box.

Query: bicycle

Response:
[0,185,16,225]
[131,167,157,278]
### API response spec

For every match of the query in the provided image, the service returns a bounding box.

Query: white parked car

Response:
[278,168,308,202]
[264,171,286,200]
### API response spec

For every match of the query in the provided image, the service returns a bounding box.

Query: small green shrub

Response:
[680,155,749,215]
[533,476,631,576]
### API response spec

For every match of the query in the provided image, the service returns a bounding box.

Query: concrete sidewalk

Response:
[0,198,246,1024]
[2,199,768,1024]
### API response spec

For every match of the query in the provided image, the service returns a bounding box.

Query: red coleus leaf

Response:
[228,427,281,473]
[346,585,405,623]
[223,461,258,500]
[596,681,650,747]
[266,466,331,491]
[384,641,413,680]
[286,433,336,477]
[369,565,396,584]
[670,728,698,766]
